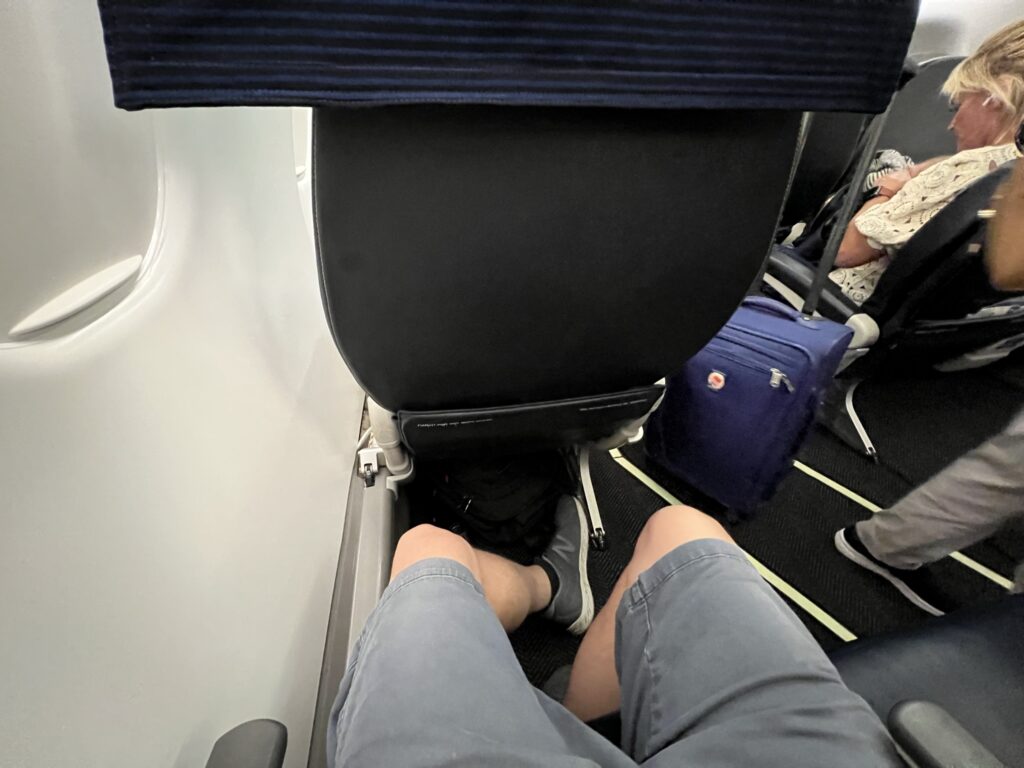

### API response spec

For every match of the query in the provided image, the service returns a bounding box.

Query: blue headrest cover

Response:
[97,0,918,112]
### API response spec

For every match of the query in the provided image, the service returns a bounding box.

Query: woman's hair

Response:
[942,18,1024,129]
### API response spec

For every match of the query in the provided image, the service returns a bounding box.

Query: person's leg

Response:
[563,505,731,721]
[328,523,632,768]
[390,524,552,632]
[855,407,1024,569]
[567,505,897,767]
[390,491,594,635]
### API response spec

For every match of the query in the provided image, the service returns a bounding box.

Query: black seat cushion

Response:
[831,595,1024,767]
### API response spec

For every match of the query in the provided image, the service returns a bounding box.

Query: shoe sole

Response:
[833,529,944,617]
[567,497,595,636]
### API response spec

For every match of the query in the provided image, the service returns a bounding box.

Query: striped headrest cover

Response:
[97,0,919,112]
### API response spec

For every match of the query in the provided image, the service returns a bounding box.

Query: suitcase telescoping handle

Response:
[742,295,808,322]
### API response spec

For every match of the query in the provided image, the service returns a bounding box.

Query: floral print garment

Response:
[830,142,1021,305]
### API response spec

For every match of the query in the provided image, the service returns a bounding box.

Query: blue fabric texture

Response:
[97,0,918,112]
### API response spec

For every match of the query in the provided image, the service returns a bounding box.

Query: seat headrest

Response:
[98,0,917,113]
[878,56,964,161]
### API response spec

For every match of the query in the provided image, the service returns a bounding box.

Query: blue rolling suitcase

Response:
[645,296,853,513]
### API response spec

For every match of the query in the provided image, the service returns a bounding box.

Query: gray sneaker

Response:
[540,495,595,635]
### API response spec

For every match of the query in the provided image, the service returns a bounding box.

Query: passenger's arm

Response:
[835,166,919,268]
[834,196,889,268]
[835,157,952,269]
[987,157,1024,291]
[909,156,947,175]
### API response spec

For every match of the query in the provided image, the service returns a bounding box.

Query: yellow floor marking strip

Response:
[612,453,858,642]
[793,461,881,512]
[793,461,1015,591]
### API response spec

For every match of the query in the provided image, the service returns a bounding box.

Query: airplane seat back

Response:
[877,55,963,161]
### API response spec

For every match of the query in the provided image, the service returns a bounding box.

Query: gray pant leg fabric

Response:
[857,407,1024,571]
[327,558,634,768]
[330,547,900,768]
[614,540,899,768]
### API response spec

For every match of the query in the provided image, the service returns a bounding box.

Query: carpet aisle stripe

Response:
[611,450,858,642]
[793,461,1014,591]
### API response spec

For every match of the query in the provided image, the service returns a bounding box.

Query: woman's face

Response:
[948,91,1011,151]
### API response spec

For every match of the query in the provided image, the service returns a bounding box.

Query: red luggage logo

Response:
[707,370,726,391]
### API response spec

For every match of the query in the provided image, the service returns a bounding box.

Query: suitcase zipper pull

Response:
[770,368,795,392]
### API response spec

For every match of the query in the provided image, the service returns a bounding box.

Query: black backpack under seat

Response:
[412,451,574,550]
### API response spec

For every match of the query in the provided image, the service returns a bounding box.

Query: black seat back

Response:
[299,1,918,454]
[878,56,963,160]
[831,596,1024,768]
[89,0,919,416]
[781,112,869,228]
[315,105,803,413]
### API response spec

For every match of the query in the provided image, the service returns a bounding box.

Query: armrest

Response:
[205,719,287,768]
[763,247,860,323]
[887,701,1007,768]
[845,313,879,349]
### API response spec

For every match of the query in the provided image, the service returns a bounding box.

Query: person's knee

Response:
[632,505,734,570]
[391,524,479,582]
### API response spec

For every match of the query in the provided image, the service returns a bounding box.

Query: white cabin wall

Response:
[911,1,1021,57]
[0,3,364,767]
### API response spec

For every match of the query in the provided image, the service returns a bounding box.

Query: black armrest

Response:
[764,247,860,323]
[205,719,287,768]
[888,701,1007,768]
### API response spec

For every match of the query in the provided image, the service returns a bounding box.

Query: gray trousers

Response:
[857,407,1024,588]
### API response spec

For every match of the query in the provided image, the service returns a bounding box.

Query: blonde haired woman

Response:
[829,18,1024,304]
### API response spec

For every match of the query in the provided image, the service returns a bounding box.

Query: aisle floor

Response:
[510,352,1024,686]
